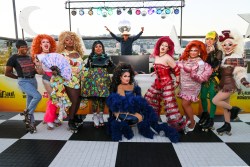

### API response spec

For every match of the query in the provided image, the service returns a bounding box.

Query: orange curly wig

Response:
[179,40,208,61]
[30,34,57,60]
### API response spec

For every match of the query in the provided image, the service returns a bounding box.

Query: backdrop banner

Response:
[0,75,250,114]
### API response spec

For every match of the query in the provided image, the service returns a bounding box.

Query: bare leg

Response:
[181,99,195,128]
[212,91,232,123]
[42,79,53,98]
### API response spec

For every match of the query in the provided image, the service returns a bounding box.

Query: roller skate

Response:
[198,112,209,126]
[68,119,78,133]
[201,118,215,132]
[74,115,83,128]
[99,112,105,127]
[216,122,232,136]
[93,113,99,128]
[28,123,37,134]
[20,109,30,125]
[20,109,32,132]
[229,106,242,121]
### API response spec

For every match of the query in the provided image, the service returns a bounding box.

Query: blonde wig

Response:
[218,29,244,56]
[57,31,84,57]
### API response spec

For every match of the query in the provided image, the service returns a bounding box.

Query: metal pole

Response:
[68,1,72,31]
[22,29,24,40]
[179,0,183,46]
[12,0,18,40]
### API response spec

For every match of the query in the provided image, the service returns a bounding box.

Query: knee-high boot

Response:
[44,100,58,123]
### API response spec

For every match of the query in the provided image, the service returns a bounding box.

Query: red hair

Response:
[152,36,175,57]
[179,40,207,61]
[30,34,57,60]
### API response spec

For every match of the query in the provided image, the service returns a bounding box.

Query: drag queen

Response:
[107,63,179,142]
[199,31,223,131]
[144,36,188,131]
[178,40,212,133]
[212,30,250,135]
[31,34,70,130]
[81,41,114,128]
[57,31,85,132]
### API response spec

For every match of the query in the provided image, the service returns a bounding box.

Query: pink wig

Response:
[152,36,175,57]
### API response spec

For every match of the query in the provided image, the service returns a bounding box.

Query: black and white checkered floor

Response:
[0,112,250,167]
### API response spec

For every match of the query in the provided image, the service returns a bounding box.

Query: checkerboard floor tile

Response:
[0,112,250,167]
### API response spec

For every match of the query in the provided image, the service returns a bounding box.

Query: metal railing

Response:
[1,35,250,74]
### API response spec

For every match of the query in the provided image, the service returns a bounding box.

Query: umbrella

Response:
[41,53,72,80]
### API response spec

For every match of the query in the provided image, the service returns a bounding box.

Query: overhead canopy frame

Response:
[65,0,185,44]
[65,0,185,9]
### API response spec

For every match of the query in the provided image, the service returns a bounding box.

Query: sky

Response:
[0,0,249,39]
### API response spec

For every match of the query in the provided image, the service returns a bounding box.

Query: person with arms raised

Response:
[105,26,144,55]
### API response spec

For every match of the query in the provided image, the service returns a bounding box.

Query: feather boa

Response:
[106,85,180,142]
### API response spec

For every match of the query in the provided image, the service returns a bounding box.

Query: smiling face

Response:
[94,43,104,55]
[189,46,200,59]
[159,42,169,55]
[40,38,50,53]
[64,36,74,48]
[120,71,130,85]
[221,38,237,55]
[18,45,28,55]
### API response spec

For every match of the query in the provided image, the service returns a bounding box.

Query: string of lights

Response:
[66,0,185,18]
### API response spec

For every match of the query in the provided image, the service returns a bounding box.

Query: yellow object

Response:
[0,75,250,114]
[206,31,216,39]
[214,76,220,84]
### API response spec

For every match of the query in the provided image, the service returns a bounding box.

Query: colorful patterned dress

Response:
[81,54,114,97]
[61,50,85,89]
[50,50,86,121]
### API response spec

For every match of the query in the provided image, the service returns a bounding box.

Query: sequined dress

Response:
[178,57,212,102]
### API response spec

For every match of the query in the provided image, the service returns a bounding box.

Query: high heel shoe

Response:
[184,122,196,134]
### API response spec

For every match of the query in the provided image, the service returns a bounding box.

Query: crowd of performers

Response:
[5,29,250,140]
